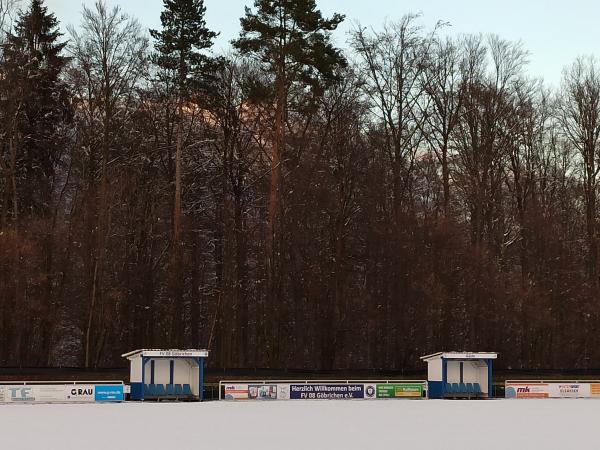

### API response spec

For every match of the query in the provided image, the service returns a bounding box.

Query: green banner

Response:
[376,383,424,398]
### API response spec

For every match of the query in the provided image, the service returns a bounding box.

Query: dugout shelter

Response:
[420,352,497,399]
[123,349,209,401]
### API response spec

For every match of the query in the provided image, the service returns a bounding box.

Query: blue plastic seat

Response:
[182,384,193,396]
[166,384,175,396]
[474,383,482,394]
[145,384,157,397]
[175,384,183,396]
[466,383,474,394]
[452,383,460,394]
[155,384,166,396]
[459,382,467,394]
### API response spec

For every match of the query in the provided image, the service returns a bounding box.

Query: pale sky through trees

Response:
[43,0,600,87]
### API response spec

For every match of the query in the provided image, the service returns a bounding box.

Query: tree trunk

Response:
[585,147,598,282]
[9,135,18,224]
[234,190,248,366]
[441,141,450,215]
[170,96,185,346]
[85,74,110,368]
[265,65,285,365]
[174,99,183,248]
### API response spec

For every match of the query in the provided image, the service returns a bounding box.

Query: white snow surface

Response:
[1,399,598,450]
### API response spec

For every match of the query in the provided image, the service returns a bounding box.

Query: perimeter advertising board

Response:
[223,384,249,400]
[1,385,73,403]
[505,382,600,399]
[95,385,125,401]
[223,384,289,400]
[223,383,365,400]
[376,383,424,398]
[222,383,427,400]
[0,384,124,403]
[289,384,364,399]
[65,384,96,402]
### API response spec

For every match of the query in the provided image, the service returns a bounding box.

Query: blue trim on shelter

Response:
[130,382,143,401]
[441,358,447,398]
[141,357,149,401]
[428,381,443,399]
[198,357,205,401]
[487,359,493,398]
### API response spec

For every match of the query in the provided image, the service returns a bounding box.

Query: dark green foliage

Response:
[150,0,219,96]
[1,0,71,217]
[233,0,346,93]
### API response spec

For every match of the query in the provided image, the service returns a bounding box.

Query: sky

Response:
[41,0,600,88]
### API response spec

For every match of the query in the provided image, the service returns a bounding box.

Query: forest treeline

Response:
[1,0,600,370]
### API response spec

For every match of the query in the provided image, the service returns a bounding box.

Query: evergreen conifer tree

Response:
[1,0,70,219]
[232,0,346,364]
[150,0,218,345]
[150,0,218,247]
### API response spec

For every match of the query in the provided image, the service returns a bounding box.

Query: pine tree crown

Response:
[150,0,220,97]
[232,0,346,92]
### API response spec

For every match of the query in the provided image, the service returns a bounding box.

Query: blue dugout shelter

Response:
[123,349,209,401]
[420,352,497,399]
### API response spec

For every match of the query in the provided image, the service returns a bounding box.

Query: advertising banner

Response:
[1,385,65,402]
[36,385,73,402]
[222,382,426,400]
[223,384,290,400]
[223,384,250,400]
[95,385,124,402]
[3,385,40,402]
[0,384,124,403]
[549,383,591,398]
[277,384,290,400]
[505,383,549,398]
[248,384,278,400]
[290,384,364,399]
[65,384,95,402]
[376,383,424,398]
[506,383,595,399]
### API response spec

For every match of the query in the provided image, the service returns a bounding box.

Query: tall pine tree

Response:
[150,0,218,345]
[1,0,70,221]
[0,0,71,366]
[150,0,218,245]
[232,0,346,365]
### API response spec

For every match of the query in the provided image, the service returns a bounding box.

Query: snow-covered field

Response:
[0,399,598,450]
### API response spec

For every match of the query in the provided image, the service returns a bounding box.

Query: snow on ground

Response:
[0,399,598,450]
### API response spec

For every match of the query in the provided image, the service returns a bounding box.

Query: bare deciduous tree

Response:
[68,0,147,367]
[422,36,463,215]
[559,56,600,283]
